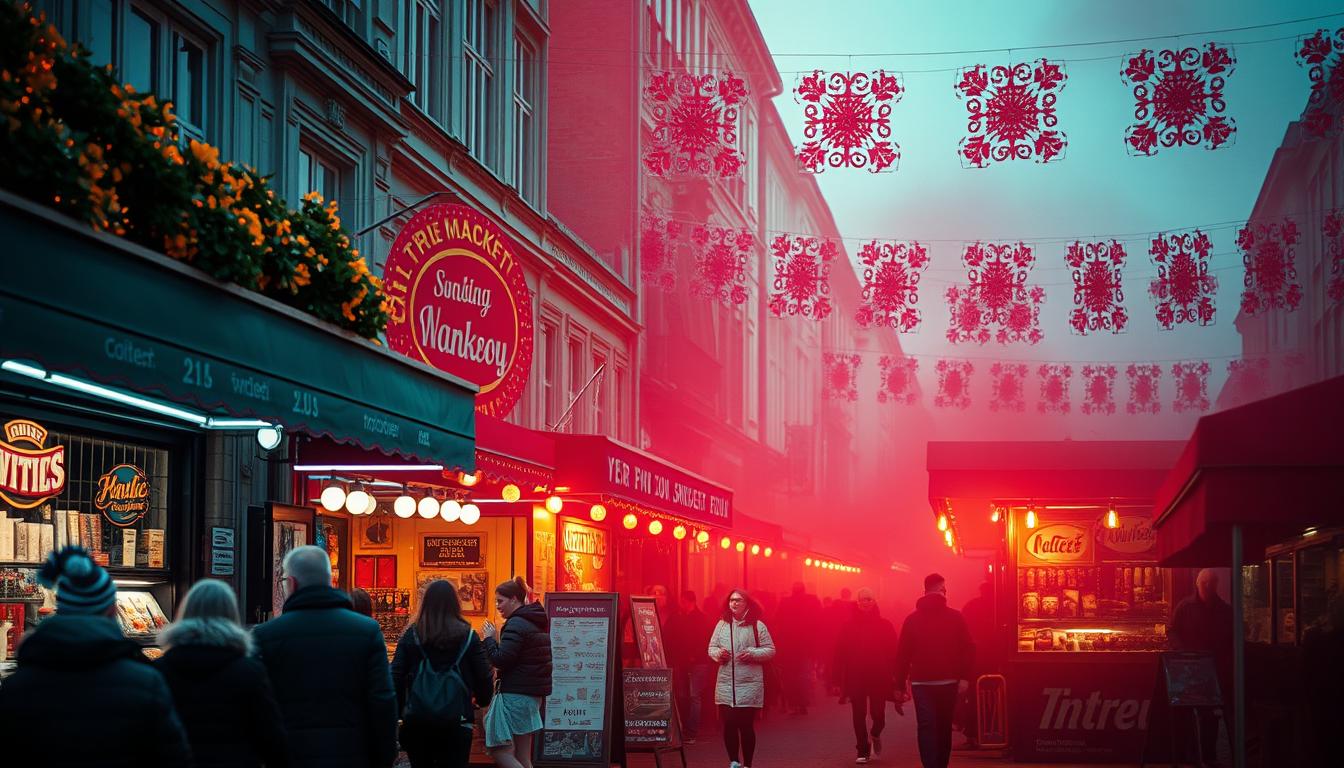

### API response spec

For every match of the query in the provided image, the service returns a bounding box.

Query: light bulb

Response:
[622,513,638,530]
[750,544,760,556]
[363,492,378,516]
[460,504,481,525]
[944,529,954,547]
[696,530,710,545]
[320,484,346,513]
[648,520,663,535]
[805,557,813,566]
[460,472,479,487]
[1026,508,1038,529]
[735,541,745,553]
[1106,507,1119,529]
[393,492,416,519]
[672,525,687,540]
[937,513,949,532]
[991,507,1001,523]
[545,495,563,514]
[502,484,521,503]
[764,547,773,557]
[417,495,440,519]
[441,499,462,523]
[720,536,731,550]
[590,504,607,522]
[345,487,370,516]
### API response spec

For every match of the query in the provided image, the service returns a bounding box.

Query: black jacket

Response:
[1169,594,1233,659]
[0,613,192,767]
[390,622,494,722]
[484,602,553,697]
[833,607,900,696]
[253,586,397,768]
[665,607,716,669]
[894,594,975,689]
[156,618,289,768]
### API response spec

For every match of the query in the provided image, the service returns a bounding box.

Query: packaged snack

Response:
[1041,595,1060,617]
[1062,589,1080,618]
[1022,592,1040,618]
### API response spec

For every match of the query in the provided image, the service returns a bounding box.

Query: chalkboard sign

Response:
[419,533,484,568]
[1161,652,1222,708]
[536,593,621,768]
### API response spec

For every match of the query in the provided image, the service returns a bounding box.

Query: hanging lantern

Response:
[805,557,814,566]
[764,547,773,557]
[735,541,746,553]
[502,484,521,503]
[460,503,481,525]
[672,525,687,540]
[1026,508,1038,529]
[545,495,564,514]
[345,484,370,516]
[417,494,440,519]
[648,520,664,536]
[320,483,347,513]
[696,530,710,545]
[750,544,761,556]
[1106,506,1119,529]
[720,536,731,550]
[393,487,416,519]
[590,504,607,522]
[440,499,463,523]
[622,513,638,530]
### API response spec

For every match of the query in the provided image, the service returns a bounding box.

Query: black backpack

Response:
[404,628,476,725]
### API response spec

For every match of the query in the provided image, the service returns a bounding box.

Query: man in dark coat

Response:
[894,573,975,768]
[956,581,995,749]
[774,581,824,714]
[666,589,716,743]
[254,545,397,768]
[1168,568,1233,765]
[833,588,900,764]
[0,546,191,766]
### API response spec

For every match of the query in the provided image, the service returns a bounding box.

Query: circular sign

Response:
[383,204,534,418]
[94,464,151,527]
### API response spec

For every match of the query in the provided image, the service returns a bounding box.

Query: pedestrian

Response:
[894,573,975,768]
[666,589,715,744]
[1168,568,1233,766]
[482,576,552,768]
[955,581,995,750]
[833,588,900,764]
[773,582,822,715]
[253,545,397,768]
[157,578,289,767]
[351,587,375,617]
[708,588,776,768]
[823,589,857,702]
[0,545,192,766]
[391,579,494,768]
[1302,592,1344,766]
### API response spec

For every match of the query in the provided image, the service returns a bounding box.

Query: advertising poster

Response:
[1010,658,1167,763]
[622,669,674,745]
[561,520,611,592]
[538,593,619,767]
[629,596,668,669]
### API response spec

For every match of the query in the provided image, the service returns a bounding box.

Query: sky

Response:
[749,0,1339,442]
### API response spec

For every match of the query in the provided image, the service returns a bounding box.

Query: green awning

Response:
[0,193,476,467]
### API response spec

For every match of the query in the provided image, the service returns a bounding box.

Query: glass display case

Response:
[1265,528,1344,646]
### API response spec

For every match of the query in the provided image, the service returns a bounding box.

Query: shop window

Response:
[124,8,158,97]
[541,322,558,429]
[511,34,537,204]
[566,337,585,433]
[463,0,497,168]
[297,146,340,204]
[592,352,607,435]
[402,0,440,117]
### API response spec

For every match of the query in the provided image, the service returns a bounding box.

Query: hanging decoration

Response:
[1037,364,1073,414]
[1121,43,1236,156]
[855,240,929,331]
[642,70,748,178]
[1325,209,1344,304]
[989,362,1028,412]
[1149,230,1218,329]
[877,355,919,405]
[1295,28,1344,138]
[689,224,753,306]
[769,235,836,319]
[823,353,861,402]
[796,70,903,173]
[946,242,1044,345]
[954,59,1067,167]
[1126,364,1163,415]
[1238,218,1302,316]
[1066,240,1128,335]
[935,360,973,410]
[638,207,679,292]
[1172,361,1211,413]
[1081,365,1118,415]
[1224,358,1271,408]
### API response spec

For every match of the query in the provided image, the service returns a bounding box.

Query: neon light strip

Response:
[293,464,446,472]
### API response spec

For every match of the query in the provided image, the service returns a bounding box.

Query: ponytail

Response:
[495,575,530,602]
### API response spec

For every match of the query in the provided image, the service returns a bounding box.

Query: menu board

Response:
[630,596,667,669]
[1160,652,1222,707]
[538,593,619,767]
[420,534,485,568]
[622,669,675,745]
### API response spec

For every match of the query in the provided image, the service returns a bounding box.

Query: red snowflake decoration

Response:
[877,356,919,406]
[855,240,929,331]
[954,59,1067,167]
[1081,365,1118,416]
[1149,230,1218,329]
[769,235,836,319]
[989,363,1027,412]
[946,242,1045,345]
[1121,44,1236,156]
[643,70,747,178]
[1237,218,1302,316]
[639,207,679,292]
[1325,210,1344,304]
[1172,361,1211,413]
[1295,29,1344,139]
[1066,240,1128,335]
[823,353,861,402]
[1126,364,1162,415]
[1224,358,1271,408]
[1037,364,1073,414]
[935,360,973,410]
[796,70,903,173]
[689,225,753,306]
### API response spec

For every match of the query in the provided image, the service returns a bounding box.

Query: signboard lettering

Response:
[1023,523,1092,564]
[1010,659,1163,762]
[582,441,732,527]
[1098,515,1157,556]
[94,464,151,527]
[561,522,610,592]
[0,420,66,509]
[539,593,618,767]
[622,669,675,745]
[420,534,485,568]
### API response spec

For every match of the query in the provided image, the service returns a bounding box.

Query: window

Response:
[512,35,537,203]
[464,0,496,166]
[83,0,116,69]
[615,366,629,441]
[403,0,439,115]
[124,8,157,97]
[567,338,585,432]
[592,352,607,435]
[297,147,340,203]
[542,323,558,428]
[323,0,361,28]
[172,32,206,142]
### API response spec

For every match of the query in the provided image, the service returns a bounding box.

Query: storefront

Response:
[927,440,1185,763]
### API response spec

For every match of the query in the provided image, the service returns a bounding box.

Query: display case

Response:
[1264,528,1344,646]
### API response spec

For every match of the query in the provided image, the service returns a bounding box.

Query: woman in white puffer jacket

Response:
[707,588,776,768]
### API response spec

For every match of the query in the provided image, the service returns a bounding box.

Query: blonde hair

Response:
[177,578,242,624]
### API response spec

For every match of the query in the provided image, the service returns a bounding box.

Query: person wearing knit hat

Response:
[0,545,192,766]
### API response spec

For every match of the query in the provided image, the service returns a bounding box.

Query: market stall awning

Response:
[1152,375,1344,566]
[473,414,555,488]
[0,192,476,467]
[552,435,733,528]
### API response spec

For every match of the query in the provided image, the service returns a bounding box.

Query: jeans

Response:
[673,663,711,738]
[912,683,958,768]
[850,691,886,757]
[401,721,474,768]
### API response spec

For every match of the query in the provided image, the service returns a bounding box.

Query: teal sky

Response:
[750,0,1340,439]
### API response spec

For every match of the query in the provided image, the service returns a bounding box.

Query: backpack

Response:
[751,621,783,705]
[404,627,476,725]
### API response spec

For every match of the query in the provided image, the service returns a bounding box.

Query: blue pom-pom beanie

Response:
[38,546,117,616]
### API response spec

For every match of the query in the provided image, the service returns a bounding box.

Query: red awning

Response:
[473,413,555,488]
[1152,375,1344,566]
[551,434,733,529]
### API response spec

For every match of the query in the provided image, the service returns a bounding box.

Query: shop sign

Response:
[94,464,151,527]
[1098,515,1157,556]
[383,204,535,419]
[420,533,485,568]
[1009,659,1164,762]
[0,420,66,509]
[1022,522,1093,564]
[599,443,731,527]
[561,521,610,592]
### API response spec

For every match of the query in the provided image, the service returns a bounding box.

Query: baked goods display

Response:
[1017,562,1169,652]
[113,591,168,637]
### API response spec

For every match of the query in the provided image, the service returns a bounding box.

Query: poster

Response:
[1010,658,1162,763]
[561,520,611,592]
[629,596,667,669]
[271,520,307,618]
[539,594,618,767]
[533,529,557,598]
[622,669,674,745]
[420,533,485,567]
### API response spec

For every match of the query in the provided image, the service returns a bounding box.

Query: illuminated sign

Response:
[0,420,66,509]
[1022,522,1093,564]
[1098,515,1157,556]
[94,464,151,527]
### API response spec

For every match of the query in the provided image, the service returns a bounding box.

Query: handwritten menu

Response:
[539,594,618,766]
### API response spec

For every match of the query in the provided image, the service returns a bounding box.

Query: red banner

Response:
[555,436,732,528]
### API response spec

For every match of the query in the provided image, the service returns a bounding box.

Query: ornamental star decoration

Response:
[855,240,929,332]
[1126,364,1162,415]
[935,360,973,410]
[1121,43,1236,156]
[796,70,903,173]
[1038,364,1073,414]
[1237,218,1302,316]
[1081,365,1118,416]
[1066,240,1128,335]
[877,356,919,405]
[990,363,1027,412]
[954,59,1067,167]
[823,353,861,402]
[1149,230,1218,329]
[689,224,754,306]
[1172,361,1211,413]
[947,242,1045,345]
[1295,28,1344,139]
[642,70,748,178]
[769,235,836,319]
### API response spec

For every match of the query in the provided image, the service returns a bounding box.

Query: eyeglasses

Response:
[728,597,745,603]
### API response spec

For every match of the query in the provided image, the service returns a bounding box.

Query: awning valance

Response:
[0,193,476,467]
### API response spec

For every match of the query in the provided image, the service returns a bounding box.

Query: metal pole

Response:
[1231,524,1245,768]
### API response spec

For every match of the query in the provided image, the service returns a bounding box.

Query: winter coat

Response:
[894,594,974,689]
[708,616,776,708]
[665,607,716,669]
[252,586,397,768]
[390,622,494,738]
[0,613,192,767]
[833,607,899,697]
[773,593,824,664]
[156,618,289,768]
[483,602,553,697]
